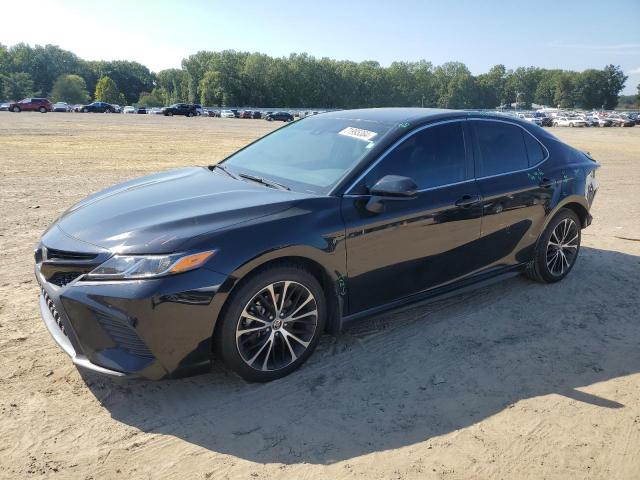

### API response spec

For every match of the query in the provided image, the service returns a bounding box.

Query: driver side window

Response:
[364,122,468,191]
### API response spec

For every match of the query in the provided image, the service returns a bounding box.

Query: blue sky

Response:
[3,0,639,93]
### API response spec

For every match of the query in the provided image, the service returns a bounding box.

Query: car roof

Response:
[316,107,534,127]
[317,107,470,124]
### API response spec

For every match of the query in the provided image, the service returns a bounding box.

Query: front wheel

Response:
[525,208,581,283]
[186,112,193,117]
[12,106,21,112]
[82,108,88,113]
[215,265,326,382]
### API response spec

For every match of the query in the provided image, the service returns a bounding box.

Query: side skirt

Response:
[339,265,525,331]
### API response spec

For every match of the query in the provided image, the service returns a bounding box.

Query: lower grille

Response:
[41,287,66,336]
[94,311,154,359]
[49,271,83,287]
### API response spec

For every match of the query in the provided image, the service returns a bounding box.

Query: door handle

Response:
[455,194,481,208]
[539,178,554,188]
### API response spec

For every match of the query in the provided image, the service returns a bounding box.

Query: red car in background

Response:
[8,98,53,113]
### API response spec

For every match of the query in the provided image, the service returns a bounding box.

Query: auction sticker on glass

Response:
[339,126,378,142]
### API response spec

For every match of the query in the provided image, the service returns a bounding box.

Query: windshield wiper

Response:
[238,173,290,191]
[212,164,240,180]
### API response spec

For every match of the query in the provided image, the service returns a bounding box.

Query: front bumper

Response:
[35,261,231,380]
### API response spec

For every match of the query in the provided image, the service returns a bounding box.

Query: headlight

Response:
[85,250,215,280]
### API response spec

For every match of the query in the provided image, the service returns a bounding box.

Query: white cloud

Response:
[628,67,640,74]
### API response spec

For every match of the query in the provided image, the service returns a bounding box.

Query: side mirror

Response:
[370,175,418,198]
[365,175,418,213]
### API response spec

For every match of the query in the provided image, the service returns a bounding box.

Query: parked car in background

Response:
[111,104,122,113]
[206,109,220,117]
[123,106,135,114]
[239,110,253,119]
[34,108,599,381]
[265,111,294,122]
[136,106,147,114]
[553,115,587,127]
[220,110,236,118]
[80,102,116,113]
[1,102,11,111]
[148,107,163,115]
[8,98,53,113]
[252,111,262,119]
[52,102,71,112]
[230,109,240,118]
[161,103,197,117]
[517,113,543,126]
[193,104,205,116]
[534,113,553,127]
[608,115,635,127]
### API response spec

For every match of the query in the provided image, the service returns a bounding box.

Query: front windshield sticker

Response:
[338,126,378,142]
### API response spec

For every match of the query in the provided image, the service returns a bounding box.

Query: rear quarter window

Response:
[523,131,546,166]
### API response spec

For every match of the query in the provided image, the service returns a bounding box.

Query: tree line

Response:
[1,43,636,110]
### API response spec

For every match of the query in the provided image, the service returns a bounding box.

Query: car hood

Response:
[49,167,312,254]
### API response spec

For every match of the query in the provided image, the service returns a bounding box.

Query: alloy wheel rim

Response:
[546,218,579,276]
[236,281,318,372]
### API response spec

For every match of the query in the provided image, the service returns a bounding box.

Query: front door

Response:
[342,120,484,314]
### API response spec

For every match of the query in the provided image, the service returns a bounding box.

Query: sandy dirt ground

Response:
[1,113,639,480]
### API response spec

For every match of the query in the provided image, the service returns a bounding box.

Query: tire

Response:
[186,112,193,117]
[39,107,47,113]
[569,123,574,127]
[82,108,88,113]
[166,111,173,116]
[12,106,20,112]
[215,264,326,382]
[552,121,558,127]
[525,208,581,283]
[267,117,273,122]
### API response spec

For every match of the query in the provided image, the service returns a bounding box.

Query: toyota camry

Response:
[35,108,599,382]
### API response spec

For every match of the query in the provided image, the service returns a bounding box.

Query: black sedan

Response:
[265,111,294,122]
[161,103,197,117]
[80,102,115,113]
[35,108,599,382]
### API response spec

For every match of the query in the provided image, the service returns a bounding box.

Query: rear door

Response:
[342,120,484,314]
[470,118,555,268]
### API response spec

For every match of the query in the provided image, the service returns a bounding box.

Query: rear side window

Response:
[366,122,467,190]
[474,121,528,176]
[523,131,546,166]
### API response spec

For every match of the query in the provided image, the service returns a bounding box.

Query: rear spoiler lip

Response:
[582,150,600,167]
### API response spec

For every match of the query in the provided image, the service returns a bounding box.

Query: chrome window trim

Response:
[469,118,550,180]
[341,119,468,195]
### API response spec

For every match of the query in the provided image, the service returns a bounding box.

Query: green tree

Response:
[199,71,224,106]
[157,68,189,104]
[601,64,627,109]
[1,72,34,100]
[50,74,89,103]
[554,72,576,108]
[137,88,165,107]
[94,75,124,104]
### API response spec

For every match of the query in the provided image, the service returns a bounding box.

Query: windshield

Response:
[222,116,394,194]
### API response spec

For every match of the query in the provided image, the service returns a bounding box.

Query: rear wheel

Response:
[186,112,193,117]
[166,111,173,116]
[525,208,581,283]
[38,107,47,113]
[215,265,326,382]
